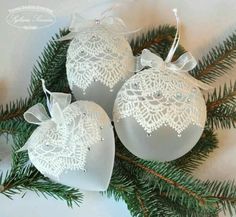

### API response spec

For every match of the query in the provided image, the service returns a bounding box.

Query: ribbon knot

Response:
[138,9,211,90]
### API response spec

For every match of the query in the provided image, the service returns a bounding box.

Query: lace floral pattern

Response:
[27,101,108,178]
[113,69,206,136]
[66,25,135,92]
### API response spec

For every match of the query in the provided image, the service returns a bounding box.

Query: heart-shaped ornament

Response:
[20,82,115,191]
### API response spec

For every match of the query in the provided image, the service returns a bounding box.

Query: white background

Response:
[0,0,236,216]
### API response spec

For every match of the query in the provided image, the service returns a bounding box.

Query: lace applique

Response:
[27,101,107,178]
[66,25,135,92]
[113,69,206,136]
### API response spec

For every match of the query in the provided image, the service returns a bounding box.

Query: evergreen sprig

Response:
[207,81,236,129]
[204,180,236,216]
[130,25,185,59]
[115,151,215,213]
[0,166,83,207]
[190,31,236,83]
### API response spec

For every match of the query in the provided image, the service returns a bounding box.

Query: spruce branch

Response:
[138,181,219,217]
[0,120,34,136]
[190,31,236,83]
[0,98,29,122]
[115,152,206,206]
[204,180,236,216]
[112,135,218,214]
[114,146,236,216]
[0,166,82,207]
[206,81,236,129]
[113,145,218,216]
[130,25,185,59]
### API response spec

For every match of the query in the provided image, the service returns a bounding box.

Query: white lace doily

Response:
[66,25,135,93]
[113,68,206,136]
[26,101,109,178]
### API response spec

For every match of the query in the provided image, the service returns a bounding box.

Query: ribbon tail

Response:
[135,55,143,72]
[16,142,29,152]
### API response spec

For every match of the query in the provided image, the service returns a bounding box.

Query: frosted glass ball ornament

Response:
[22,99,115,191]
[113,68,207,162]
[66,25,135,117]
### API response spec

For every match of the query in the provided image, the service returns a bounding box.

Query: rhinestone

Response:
[80,50,85,54]
[187,98,191,102]
[147,133,151,137]
[100,126,103,130]
[95,19,100,24]
[101,138,105,141]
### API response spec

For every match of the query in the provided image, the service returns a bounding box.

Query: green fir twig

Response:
[190,32,236,83]
[207,81,236,129]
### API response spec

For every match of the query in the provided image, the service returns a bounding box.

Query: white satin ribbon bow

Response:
[59,12,140,41]
[139,9,211,90]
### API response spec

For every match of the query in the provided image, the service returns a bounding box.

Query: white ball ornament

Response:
[65,14,135,117]
[113,10,211,162]
[20,81,115,191]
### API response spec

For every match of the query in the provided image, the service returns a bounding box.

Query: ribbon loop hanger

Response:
[138,9,211,91]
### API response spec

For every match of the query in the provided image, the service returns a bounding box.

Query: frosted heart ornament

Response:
[64,14,135,117]
[19,81,115,191]
[113,10,211,162]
